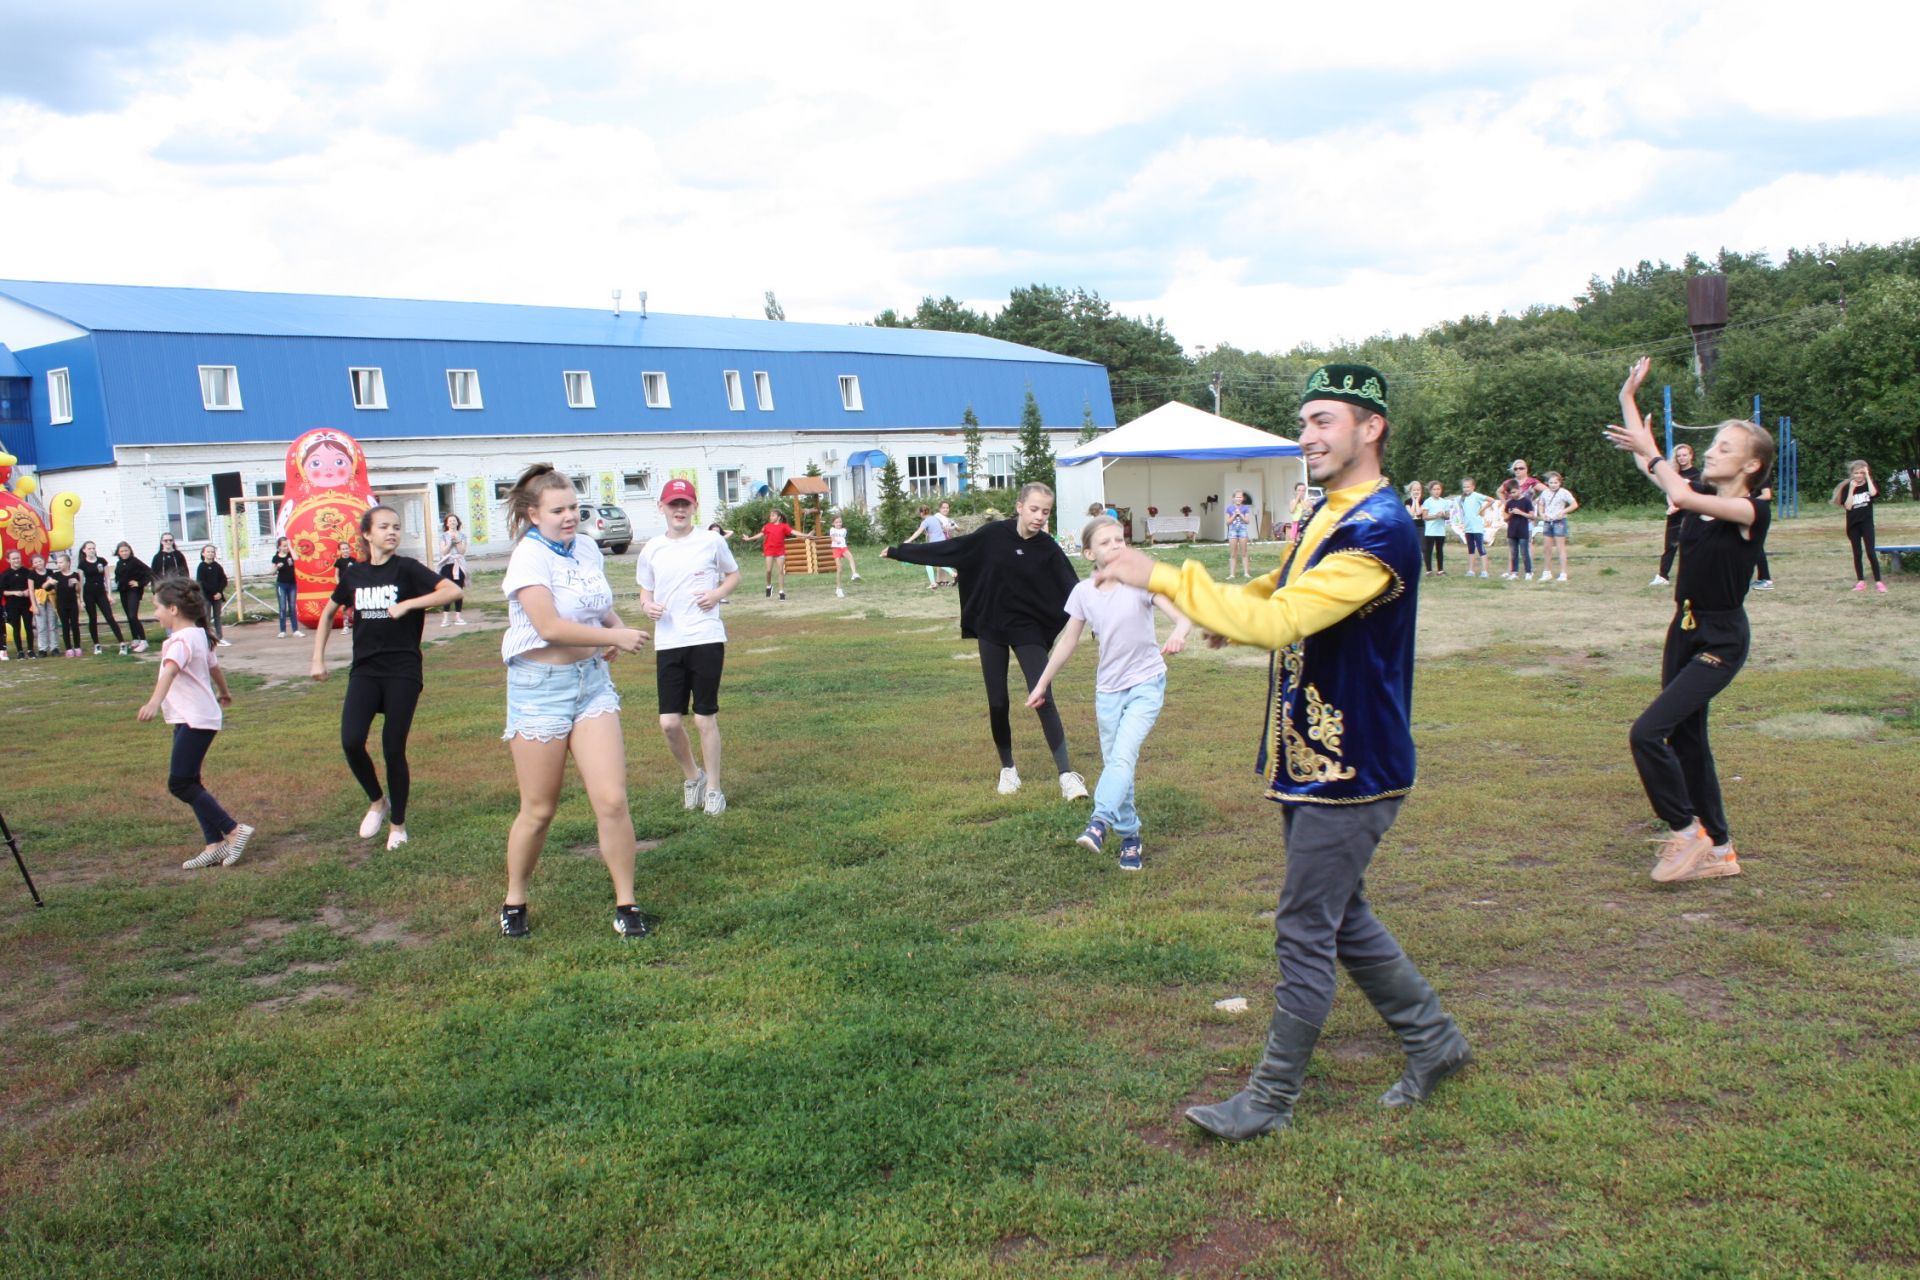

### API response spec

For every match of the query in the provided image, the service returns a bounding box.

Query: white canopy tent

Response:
[1054,401,1305,544]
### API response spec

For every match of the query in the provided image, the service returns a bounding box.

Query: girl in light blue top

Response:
[1420,480,1454,576]
[1456,477,1493,577]
[1225,489,1253,579]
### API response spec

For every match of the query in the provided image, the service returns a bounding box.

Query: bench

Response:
[1879,544,1920,572]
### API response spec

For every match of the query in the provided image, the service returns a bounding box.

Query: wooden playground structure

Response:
[776,477,835,574]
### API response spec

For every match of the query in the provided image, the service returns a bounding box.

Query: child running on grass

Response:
[1609,357,1773,884]
[137,579,253,870]
[1026,516,1191,870]
[829,513,862,598]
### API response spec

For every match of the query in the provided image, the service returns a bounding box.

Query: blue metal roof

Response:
[0,280,1096,366]
[0,344,28,378]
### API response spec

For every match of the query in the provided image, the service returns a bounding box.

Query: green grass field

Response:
[3,510,1918,1278]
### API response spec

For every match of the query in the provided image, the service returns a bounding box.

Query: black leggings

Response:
[1629,609,1749,846]
[84,584,123,643]
[978,638,1071,773]
[3,605,27,653]
[1848,518,1880,582]
[341,674,422,825]
[1658,512,1684,578]
[1422,535,1445,573]
[57,599,80,650]
[119,588,148,642]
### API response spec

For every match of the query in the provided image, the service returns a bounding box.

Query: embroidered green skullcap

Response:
[1302,363,1389,416]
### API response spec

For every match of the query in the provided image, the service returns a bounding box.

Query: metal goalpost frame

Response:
[227,487,438,625]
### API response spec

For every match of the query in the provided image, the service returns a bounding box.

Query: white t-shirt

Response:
[1537,487,1575,520]
[919,514,949,543]
[636,529,738,650]
[500,534,614,662]
[160,626,223,730]
[830,526,848,550]
[1065,579,1166,694]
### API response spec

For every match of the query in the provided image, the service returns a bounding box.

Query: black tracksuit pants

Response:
[1629,607,1749,845]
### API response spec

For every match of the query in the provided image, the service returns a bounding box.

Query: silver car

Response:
[577,503,633,555]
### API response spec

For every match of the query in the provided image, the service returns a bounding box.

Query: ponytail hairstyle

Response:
[1711,419,1775,496]
[1833,459,1870,506]
[1015,481,1054,506]
[506,464,575,539]
[154,577,213,640]
[359,503,399,535]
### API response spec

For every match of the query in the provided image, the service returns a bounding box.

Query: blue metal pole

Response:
[1663,385,1673,458]
[1752,394,1762,425]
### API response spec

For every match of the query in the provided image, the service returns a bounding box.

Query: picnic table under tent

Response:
[1053,401,1306,547]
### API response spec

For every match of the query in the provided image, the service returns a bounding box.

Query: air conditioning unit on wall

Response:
[822,449,839,465]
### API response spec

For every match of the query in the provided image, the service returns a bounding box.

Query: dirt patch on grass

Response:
[1754,712,1880,740]
[1470,965,1606,1010]
[209,611,505,687]
[252,982,356,1014]
[991,1233,1041,1265]
[1162,1216,1301,1277]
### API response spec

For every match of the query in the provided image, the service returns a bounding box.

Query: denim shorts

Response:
[1543,518,1569,538]
[503,655,621,742]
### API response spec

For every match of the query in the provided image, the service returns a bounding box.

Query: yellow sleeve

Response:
[1148,553,1392,652]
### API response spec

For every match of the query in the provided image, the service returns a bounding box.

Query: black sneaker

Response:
[765,585,772,598]
[499,903,529,938]
[613,905,653,938]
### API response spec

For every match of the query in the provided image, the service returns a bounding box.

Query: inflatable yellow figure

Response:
[0,439,80,564]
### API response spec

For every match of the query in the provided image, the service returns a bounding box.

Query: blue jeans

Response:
[276,582,297,631]
[1510,535,1532,575]
[1092,674,1165,837]
[169,725,236,845]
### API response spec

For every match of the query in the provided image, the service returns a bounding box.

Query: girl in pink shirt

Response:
[137,579,254,870]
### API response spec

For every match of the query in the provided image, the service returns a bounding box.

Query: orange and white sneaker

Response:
[1670,843,1741,882]
[1650,825,1716,882]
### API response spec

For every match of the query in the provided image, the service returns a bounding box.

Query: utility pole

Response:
[1209,370,1223,416]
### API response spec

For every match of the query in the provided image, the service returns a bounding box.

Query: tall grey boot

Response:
[1184,1007,1321,1141]
[1347,955,1472,1107]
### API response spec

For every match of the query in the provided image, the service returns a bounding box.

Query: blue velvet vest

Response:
[1255,480,1421,805]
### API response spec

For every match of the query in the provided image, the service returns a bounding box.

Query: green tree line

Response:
[875,242,1920,508]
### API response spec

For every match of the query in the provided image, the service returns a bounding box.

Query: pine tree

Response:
[1013,388,1054,492]
[877,456,914,542]
[802,458,824,529]
[961,404,984,492]
[1077,399,1100,443]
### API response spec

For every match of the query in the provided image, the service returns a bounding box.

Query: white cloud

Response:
[1,0,1915,353]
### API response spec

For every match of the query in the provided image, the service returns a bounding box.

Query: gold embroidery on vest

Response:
[1282,682,1357,784]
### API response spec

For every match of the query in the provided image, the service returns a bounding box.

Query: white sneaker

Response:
[441,615,450,628]
[1501,572,1515,580]
[386,825,409,851]
[850,573,862,581]
[997,767,1021,795]
[454,616,467,626]
[682,768,706,810]
[1536,571,1551,582]
[217,638,232,647]
[836,587,845,597]
[1059,771,1089,801]
[1556,573,1568,582]
[219,823,255,866]
[702,789,727,816]
[277,630,285,639]
[1650,575,1669,587]
[359,798,389,839]
[1479,571,1490,578]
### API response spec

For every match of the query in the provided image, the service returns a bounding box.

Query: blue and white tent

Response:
[1054,401,1304,543]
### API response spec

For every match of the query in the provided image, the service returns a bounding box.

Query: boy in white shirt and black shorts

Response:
[638,478,742,815]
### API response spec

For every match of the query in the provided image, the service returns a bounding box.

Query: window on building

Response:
[765,467,785,496]
[838,374,863,411]
[493,480,516,501]
[907,454,945,496]
[754,370,773,411]
[715,468,742,505]
[564,370,595,408]
[643,371,670,408]
[167,482,212,543]
[446,369,482,410]
[623,470,651,498]
[253,480,285,538]
[569,474,591,502]
[349,367,387,410]
[723,370,745,412]
[48,368,73,424]
[825,474,841,508]
[985,451,1016,490]
[198,365,242,411]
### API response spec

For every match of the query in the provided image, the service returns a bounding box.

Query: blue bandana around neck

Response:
[526,529,576,559]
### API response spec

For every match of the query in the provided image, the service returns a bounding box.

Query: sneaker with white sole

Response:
[219,823,255,866]
[1650,825,1714,882]
[1753,579,1774,591]
[1117,835,1144,872]
[385,825,409,851]
[1651,575,1670,587]
[359,798,390,839]
[836,587,845,597]
[682,768,706,810]
[499,903,530,938]
[182,845,224,870]
[997,767,1021,795]
[1059,771,1089,801]
[1076,818,1109,853]
[1557,573,1568,582]
[614,904,653,938]
[217,638,232,647]
[702,789,727,816]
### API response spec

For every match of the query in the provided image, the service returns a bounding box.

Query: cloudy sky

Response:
[2,0,1916,351]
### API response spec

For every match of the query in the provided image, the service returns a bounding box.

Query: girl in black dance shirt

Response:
[1832,461,1886,593]
[77,541,125,651]
[1609,357,1774,885]
[195,545,231,647]
[150,534,189,584]
[883,482,1087,800]
[52,554,82,656]
[310,505,464,851]
[113,542,152,651]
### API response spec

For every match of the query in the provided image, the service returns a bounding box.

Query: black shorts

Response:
[656,642,725,716]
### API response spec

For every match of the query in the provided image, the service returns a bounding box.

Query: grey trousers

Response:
[1272,797,1408,1026]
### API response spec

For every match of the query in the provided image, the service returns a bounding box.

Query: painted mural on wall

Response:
[276,428,372,629]
[0,438,80,566]
[466,476,490,544]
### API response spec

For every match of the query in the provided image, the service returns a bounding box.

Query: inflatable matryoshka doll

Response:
[279,428,372,629]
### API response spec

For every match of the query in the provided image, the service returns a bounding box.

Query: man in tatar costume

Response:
[1098,364,1471,1140]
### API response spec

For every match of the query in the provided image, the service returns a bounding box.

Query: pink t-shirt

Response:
[160,626,223,730]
